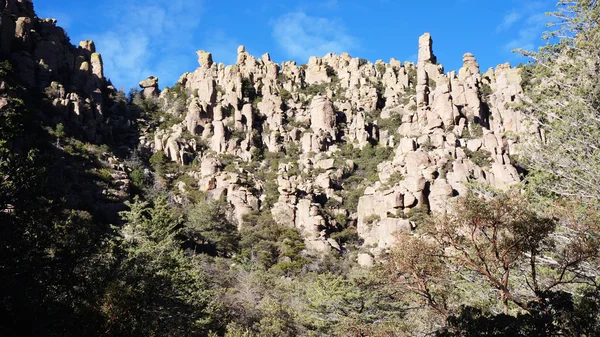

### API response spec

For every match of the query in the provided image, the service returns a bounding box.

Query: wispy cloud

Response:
[93,31,152,90]
[504,13,547,52]
[91,0,204,89]
[271,12,357,62]
[496,10,522,32]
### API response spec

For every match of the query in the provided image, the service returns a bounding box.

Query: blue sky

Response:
[34,0,556,91]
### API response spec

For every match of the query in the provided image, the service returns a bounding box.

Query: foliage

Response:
[375,62,386,75]
[463,148,492,167]
[149,151,167,172]
[329,224,359,245]
[241,77,257,102]
[54,123,65,146]
[332,143,394,214]
[298,82,329,97]
[105,196,221,336]
[518,0,600,204]
[185,199,240,257]
[337,143,393,184]
[386,191,599,328]
[376,113,402,134]
[428,77,437,90]
[438,288,600,337]
[279,88,292,101]
[0,60,113,336]
[129,168,148,191]
[343,186,365,214]
[478,82,492,101]
[407,67,417,89]
[238,212,307,273]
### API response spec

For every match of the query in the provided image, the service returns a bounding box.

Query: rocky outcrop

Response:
[459,53,479,80]
[139,32,531,256]
[309,95,336,137]
[0,0,122,143]
[1,1,536,262]
[139,76,159,99]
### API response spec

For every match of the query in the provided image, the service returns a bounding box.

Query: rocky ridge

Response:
[1,0,134,220]
[142,34,534,261]
[1,0,534,262]
[1,0,127,143]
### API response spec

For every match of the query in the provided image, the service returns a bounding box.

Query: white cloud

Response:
[90,0,204,89]
[496,10,522,32]
[272,12,357,62]
[93,30,152,90]
[504,13,547,52]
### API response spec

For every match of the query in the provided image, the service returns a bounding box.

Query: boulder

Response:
[417,33,436,64]
[357,253,374,268]
[196,50,213,68]
[309,95,336,135]
[458,52,480,80]
[139,76,159,99]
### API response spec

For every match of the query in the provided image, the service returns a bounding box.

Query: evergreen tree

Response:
[102,196,222,336]
[520,0,600,204]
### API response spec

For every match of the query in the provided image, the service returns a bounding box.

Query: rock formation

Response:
[0,3,534,263]
[0,0,123,143]
[139,76,159,99]
[137,32,534,259]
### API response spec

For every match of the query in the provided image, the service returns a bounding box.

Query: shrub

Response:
[376,63,386,75]
[329,225,359,245]
[364,214,380,225]
[464,148,492,167]
[407,68,417,88]
[479,83,492,102]
[129,168,147,190]
[279,88,292,101]
[325,65,337,77]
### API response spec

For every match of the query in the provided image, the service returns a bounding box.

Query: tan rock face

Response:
[309,95,336,135]
[79,40,95,53]
[15,16,32,41]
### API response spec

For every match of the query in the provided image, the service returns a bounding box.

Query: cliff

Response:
[139,34,535,261]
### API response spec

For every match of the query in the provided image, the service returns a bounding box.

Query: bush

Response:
[185,199,240,257]
[377,114,402,134]
[242,77,257,101]
[407,68,417,88]
[129,168,147,190]
[376,63,386,75]
[364,214,380,225]
[279,88,292,101]
[464,148,492,167]
[479,83,492,102]
[149,151,167,172]
[239,212,307,273]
